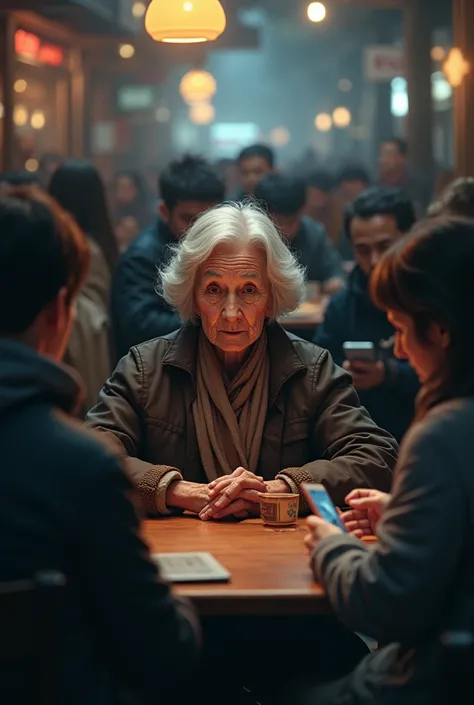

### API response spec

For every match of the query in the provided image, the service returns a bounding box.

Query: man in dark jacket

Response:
[254,172,345,294]
[0,188,199,705]
[314,187,419,441]
[111,155,225,359]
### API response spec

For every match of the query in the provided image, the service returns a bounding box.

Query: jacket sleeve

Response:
[76,454,200,701]
[277,351,397,505]
[112,248,181,356]
[312,295,346,367]
[85,351,180,505]
[310,421,466,644]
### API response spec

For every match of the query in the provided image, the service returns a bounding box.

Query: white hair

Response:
[157,201,306,322]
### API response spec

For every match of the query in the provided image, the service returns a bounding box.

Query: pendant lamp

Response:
[145,0,226,44]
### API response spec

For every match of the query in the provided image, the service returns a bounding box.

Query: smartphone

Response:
[343,341,376,363]
[302,483,347,532]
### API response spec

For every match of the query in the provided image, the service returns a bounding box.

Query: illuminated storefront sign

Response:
[15,30,65,68]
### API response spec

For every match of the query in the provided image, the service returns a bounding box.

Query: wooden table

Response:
[142,516,329,617]
[279,299,327,332]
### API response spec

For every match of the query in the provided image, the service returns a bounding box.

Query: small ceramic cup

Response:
[259,493,300,526]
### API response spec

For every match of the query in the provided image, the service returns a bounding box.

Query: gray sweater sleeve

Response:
[311,418,467,644]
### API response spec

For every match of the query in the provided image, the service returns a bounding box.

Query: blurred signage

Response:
[15,30,64,67]
[117,85,155,112]
[365,45,404,82]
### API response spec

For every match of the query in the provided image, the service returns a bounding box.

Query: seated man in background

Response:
[111,155,225,359]
[304,169,341,245]
[254,172,345,294]
[0,187,198,705]
[234,143,275,199]
[334,165,371,262]
[314,187,419,442]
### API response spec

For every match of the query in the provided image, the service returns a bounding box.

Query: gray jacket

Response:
[311,397,474,705]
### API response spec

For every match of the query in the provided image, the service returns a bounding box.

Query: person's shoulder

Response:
[403,398,474,457]
[117,222,160,266]
[301,216,327,241]
[285,330,329,368]
[123,328,183,367]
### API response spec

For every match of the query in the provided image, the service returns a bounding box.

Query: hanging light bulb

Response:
[189,101,215,125]
[314,113,332,132]
[145,0,226,44]
[332,106,352,128]
[179,69,217,104]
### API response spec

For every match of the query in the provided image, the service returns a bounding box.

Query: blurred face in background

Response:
[306,186,331,212]
[160,200,219,239]
[115,175,138,206]
[379,142,406,177]
[271,212,302,241]
[350,214,402,277]
[339,179,369,207]
[239,157,273,195]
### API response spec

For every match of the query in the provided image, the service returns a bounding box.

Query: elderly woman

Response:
[86,203,396,518]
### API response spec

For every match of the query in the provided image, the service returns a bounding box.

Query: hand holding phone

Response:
[343,341,376,363]
[302,483,347,532]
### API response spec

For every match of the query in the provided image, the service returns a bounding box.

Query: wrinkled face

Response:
[379,142,406,175]
[162,200,218,239]
[239,157,273,195]
[194,244,271,353]
[388,310,448,384]
[115,176,137,205]
[350,214,403,276]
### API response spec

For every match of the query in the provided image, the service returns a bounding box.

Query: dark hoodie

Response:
[0,339,198,705]
[314,266,419,441]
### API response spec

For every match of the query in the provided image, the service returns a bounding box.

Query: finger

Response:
[214,477,266,508]
[345,489,372,503]
[340,509,368,523]
[342,361,351,371]
[348,497,381,510]
[304,534,315,553]
[212,499,254,521]
[208,472,263,496]
[343,519,372,533]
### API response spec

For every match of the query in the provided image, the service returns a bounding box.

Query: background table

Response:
[142,516,329,617]
[278,298,328,341]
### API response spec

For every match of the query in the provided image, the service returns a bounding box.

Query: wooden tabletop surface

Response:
[278,298,327,330]
[142,516,329,617]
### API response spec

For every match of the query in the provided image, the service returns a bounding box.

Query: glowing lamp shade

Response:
[145,0,226,44]
[190,101,215,125]
[333,106,352,128]
[179,69,216,104]
[314,113,332,132]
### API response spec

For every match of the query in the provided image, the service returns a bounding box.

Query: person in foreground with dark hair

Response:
[111,155,225,359]
[314,187,419,441]
[49,160,118,412]
[254,172,344,294]
[0,187,199,705]
[235,143,275,198]
[302,216,474,705]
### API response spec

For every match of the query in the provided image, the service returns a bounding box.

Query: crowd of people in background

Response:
[2,135,474,705]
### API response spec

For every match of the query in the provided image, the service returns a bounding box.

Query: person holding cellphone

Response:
[314,187,420,441]
[300,217,474,705]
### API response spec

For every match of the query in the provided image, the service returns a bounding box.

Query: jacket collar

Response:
[161,321,306,405]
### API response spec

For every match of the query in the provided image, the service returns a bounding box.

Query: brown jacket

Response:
[86,322,397,511]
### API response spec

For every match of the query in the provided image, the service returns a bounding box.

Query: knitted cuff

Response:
[276,467,315,514]
[138,465,183,514]
[156,471,184,516]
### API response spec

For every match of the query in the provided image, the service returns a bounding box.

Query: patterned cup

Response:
[259,493,300,526]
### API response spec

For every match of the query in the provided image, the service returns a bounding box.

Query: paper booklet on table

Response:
[152,552,231,583]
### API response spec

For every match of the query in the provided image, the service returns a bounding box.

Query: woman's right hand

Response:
[166,480,210,515]
[340,489,391,538]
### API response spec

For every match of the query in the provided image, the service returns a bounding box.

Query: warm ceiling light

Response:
[270,126,291,147]
[14,79,27,93]
[431,46,446,62]
[145,0,226,43]
[13,105,28,127]
[179,69,217,104]
[443,47,470,87]
[25,158,39,173]
[119,43,135,59]
[30,110,46,130]
[307,2,326,23]
[314,113,332,132]
[132,1,147,18]
[333,106,352,128]
[189,101,215,125]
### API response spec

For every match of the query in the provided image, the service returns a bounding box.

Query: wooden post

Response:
[453,0,474,177]
[0,13,17,171]
[403,0,434,179]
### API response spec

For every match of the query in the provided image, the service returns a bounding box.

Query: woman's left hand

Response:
[304,516,343,554]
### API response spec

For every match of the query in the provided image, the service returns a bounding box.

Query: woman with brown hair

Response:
[303,217,474,705]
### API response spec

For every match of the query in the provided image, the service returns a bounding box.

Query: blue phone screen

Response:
[307,488,347,531]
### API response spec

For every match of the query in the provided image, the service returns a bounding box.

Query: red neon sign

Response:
[15,30,64,67]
